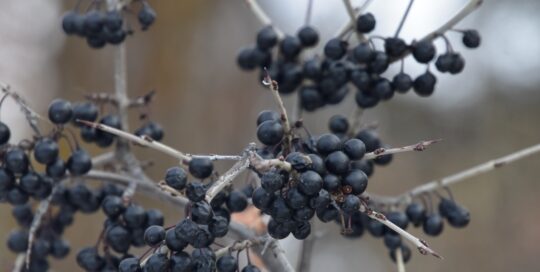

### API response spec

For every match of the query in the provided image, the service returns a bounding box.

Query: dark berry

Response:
[328,115,349,134]
[252,187,274,210]
[412,40,436,63]
[165,166,188,190]
[299,170,323,196]
[293,221,311,240]
[300,85,324,111]
[237,47,257,70]
[307,154,326,175]
[165,228,188,251]
[392,73,413,93]
[7,229,28,253]
[106,225,131,253]
[323,174,341,192]
[138,4,156,30]
[369,51,389,74]
[217,255,237,272]
[226,190,248,212]
[209,216,229,237]
[256,26,278,50]
[67,149,92,176]
[297,26,319,47]
[72,101,98,125]
[413,70,437,97]
[170,251,193,271]
[367,219,385,237]
[384,37,408,57]
[256,110,280,126]
[324,38,347,60]
[280,35,302,60]
[242,265,261,272]
[186,182,206,202]
[189,158,214,179]
[343,169,368,194]
[286,152,311,171]
[316,133,342,156]
[50,239,70,259]
[192,201,213,224]
[0,167,15,192]
[7,187,29,205]
[350,160,374,177]
[33,138,59,165]
[373,78,394,100]
[341,194,360,213]
[76,247,105,271]
[462,30,481,48]
[386,211,409,231]
[0,121,10,145]
[356,13,376,33]
[355,90,379,109]
[353,42,373,63]
[19,171,42,194]
[261,169,285,192]
[144,225,166,246]
[384,233,402,250]
[257,120,284,146]
[146,209,164,226]
[303,58,322,80]
[119,257,141,272]
[5,147,29,174]
[143,253,169,271]
[62,11,82,35]
[390,245,412,264]
[122,205,147,229]
[325,151,350,175]
[423,213,444,236]
[46,158,66,178]
[405,202,426,227]
[102,195,125,218]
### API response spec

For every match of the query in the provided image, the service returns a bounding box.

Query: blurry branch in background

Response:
[369,143,540,206]
[396,248,406,272]
[244,0,285,39]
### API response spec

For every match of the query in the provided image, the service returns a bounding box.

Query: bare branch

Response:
[244,0,285,39]
[23,187,57,269]
[0,82,47,136]
[205,155,251,203]
[363,139,441,160]
[215,237,266,258]
[392,0,483,62]
[361,205,441,259]
[369,142,540,205]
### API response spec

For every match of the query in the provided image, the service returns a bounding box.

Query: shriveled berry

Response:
[186,182,206,202]
[165,167,188,190]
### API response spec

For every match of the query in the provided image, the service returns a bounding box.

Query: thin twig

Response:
[215,237,266,258]
[396,247,406,272]
[361,205,441,259]
[24,186,58,269]
[394,0,415,37]
[363,139,441,160]
[244,0,285,39]
[348,107,364,137]
[262,72,292,150]
[369,142,540,205]
[0,82,46,136]
[391,0,483,62]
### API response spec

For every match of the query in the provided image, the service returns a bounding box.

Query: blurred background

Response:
[1,0,540,271]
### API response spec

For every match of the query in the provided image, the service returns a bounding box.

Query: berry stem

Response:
[394,0,415,38]
[262,71,293,152]
[304,0,314,25]
[363,139,442,160]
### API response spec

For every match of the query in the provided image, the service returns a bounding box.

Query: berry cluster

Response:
[0,95,165,271]
[62,1,156,49]
[253,110,394,240]
[237,13,481,112]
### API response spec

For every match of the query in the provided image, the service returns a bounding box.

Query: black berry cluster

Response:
[62,1,156,49]
[252,110,396,241]
[237,14,481,111]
